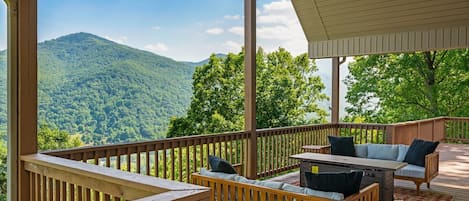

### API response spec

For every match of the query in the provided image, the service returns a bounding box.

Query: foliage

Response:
[37,124,83,151]
[167,48,328,137]
[345,50,469,123]
[0,32,195,144]
[0,124,81,200]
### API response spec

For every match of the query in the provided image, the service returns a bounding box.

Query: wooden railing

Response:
[445,117,469,143]
[45,131,250,182]
[21,154,210,201]
[42,115,468,191]
[386,117,446,144]
[256,124,333,178]
[337,123,388,144]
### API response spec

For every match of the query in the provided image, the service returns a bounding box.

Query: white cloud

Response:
[145,43,169,53]
[224,15,241,20]
[205,28,224,35]
[228,27,244,36]
[222,41,242,53]
[152,26,161,31]
[104,35,128,44]
[256,0,307,56]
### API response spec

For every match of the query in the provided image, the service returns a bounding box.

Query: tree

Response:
[345,49,469,123]
[167,48,328,138]
[37,124,83,151]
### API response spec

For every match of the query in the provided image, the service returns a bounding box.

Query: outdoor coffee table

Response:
[290,152,407,201]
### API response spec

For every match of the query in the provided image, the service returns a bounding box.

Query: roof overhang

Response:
[291,0,469,58]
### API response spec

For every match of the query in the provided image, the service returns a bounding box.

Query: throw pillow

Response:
[208,155,237,174]
[328,136,356,157]
[403,139,439,167]
[305,171,363,197]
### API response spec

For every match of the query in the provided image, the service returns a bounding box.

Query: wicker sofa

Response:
[353,144,439,194]
[191,169,380,201]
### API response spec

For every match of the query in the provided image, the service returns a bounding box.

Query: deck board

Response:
[267,143,469,201]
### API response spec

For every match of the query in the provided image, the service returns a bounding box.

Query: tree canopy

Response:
[167,48,328,138]
[345,49,469,123]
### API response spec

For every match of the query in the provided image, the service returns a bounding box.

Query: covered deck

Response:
[3,0,469,200]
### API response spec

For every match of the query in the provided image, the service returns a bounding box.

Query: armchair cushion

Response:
[404,139,439,167]
[328,136,356,157]
[305,171,363,197]
[395,164,425,179]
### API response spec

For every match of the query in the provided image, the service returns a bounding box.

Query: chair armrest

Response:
[425,152,439,180]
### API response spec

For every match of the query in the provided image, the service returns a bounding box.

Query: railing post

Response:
[244,0,257,179]
[385,125,395,144]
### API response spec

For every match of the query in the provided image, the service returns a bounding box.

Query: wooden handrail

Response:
[21,154,210,200]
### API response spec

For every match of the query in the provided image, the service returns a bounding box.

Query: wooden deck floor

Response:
[267,143,469,201]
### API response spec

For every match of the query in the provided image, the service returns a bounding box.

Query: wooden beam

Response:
[244,0,257,179]
[7,0,38,200]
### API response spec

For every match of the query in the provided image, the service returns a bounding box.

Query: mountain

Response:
[183,53,227,67]
[0,32,195,144]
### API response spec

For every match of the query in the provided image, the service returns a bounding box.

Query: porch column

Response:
[331,57,339,126]
[6,0,38,200]
[244,0,257,179]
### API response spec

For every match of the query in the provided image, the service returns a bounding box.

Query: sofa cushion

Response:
[367,144,399,161]
[281,184,344,201]
[354,144,368,158]
[233,175,249,183]
[305,171,363,197]
[395,164,425,179]
[245,180,284,189]
[304,187,345,201]
[404,139,439,167]
[397,144,410,162]
[328,136,356,157]
[200,168,237,180]
[208,155,237,174]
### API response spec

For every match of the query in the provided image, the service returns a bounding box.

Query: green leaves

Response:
[345,49,469,123]
[167,48,328,138]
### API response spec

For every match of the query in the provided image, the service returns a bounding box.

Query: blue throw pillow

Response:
[208,155,237,174]
[404,139,439,167]
[328,136,356,157]
[305,171,363,197]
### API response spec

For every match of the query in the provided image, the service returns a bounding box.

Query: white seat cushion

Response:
[395,164,425,179]
[200,168,237,180]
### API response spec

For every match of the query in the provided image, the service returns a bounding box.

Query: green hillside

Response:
[0,33,195,144]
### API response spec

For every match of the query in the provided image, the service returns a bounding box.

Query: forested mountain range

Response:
[0,32,197,144]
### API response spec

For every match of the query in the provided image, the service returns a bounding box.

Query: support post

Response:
[6,0,38,200]
[331,57,339,125]
[331,57,340,136]
[244,0,257,179]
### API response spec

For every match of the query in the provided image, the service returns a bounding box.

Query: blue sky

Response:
[0,0,350,116]
[2,0,310,61]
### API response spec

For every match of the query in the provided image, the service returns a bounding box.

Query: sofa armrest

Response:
[425,152,439,180]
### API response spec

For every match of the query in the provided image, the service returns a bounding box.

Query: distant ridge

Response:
[0,32,195,144]
[183,53,227,67]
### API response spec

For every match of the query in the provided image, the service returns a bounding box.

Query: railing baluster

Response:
[146,145,150,176]
[137,146,141,174]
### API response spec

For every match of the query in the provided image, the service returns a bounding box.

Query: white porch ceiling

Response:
[291,0,469,58]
